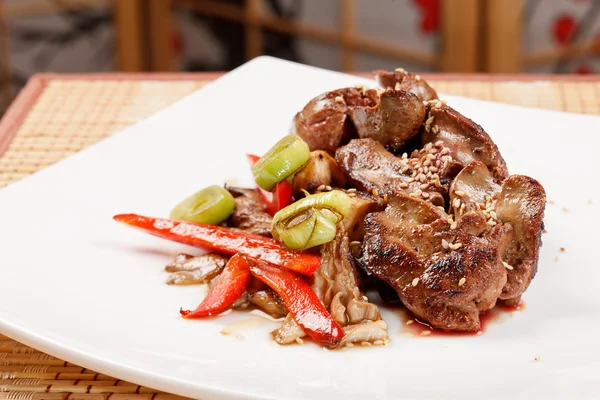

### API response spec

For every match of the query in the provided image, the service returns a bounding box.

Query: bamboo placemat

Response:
[0,72,598,400]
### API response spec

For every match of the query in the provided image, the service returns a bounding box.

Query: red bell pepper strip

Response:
[180,254,250,318]
[247,257,343,347]
[247,154,293,215]
[113,214,320,275]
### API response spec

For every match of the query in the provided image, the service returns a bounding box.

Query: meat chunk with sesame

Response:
[291,87,379,154]
[361,193,512,331]
[449,162,547,305]
[349,90,426,152]
[422,104,509,182]
[374,69,438,102]
[291,150,346,198]
[335,138,452,207]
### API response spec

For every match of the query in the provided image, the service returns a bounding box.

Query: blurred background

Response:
[0,0,599,114]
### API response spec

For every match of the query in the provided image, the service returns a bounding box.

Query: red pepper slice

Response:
[180,254,250,318]
[247,257,344,347]
[113,214,320,275]
[247,154,294,215]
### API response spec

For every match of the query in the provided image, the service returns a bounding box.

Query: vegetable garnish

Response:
[271,190,351,250]
[180,254,250,318]
[113,214,320,275]
[170,185,235,224]
[251,134,310,191]
[247,153,293,215]
[247,257,344,347]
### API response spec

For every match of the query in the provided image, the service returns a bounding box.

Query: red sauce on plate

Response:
[390,302,524,337]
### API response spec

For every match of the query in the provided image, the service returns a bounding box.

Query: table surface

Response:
[0,71,598,400]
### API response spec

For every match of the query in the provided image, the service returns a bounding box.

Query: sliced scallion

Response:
[170,185,235,225]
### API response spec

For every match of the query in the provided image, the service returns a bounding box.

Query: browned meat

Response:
[335,138,454,207]
[494,176,546,304]
[448,162,546,305]
[374,69,438,102]
[227,187,272,237]
[422,104,508,181]
[165,253,228,285]
[291,87,378,153]
[232,277,287,318]
[291,150,346,197]
[272,226,388,346]
[341,191,385,242]
[362,193,512,331]
[349,90,426,152]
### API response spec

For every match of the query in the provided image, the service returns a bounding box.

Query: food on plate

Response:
[114,68,546,348]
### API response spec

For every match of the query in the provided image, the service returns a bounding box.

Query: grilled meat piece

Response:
[232,277,287,318]
[291,150,346,197]
[335,138,453,206]
[291,87,378,154]
[227,187,272,237]
[349,90,426,152]
[165,253,228,285]
[362,193,512,331]
[422,104,508,181]
[494,176,546,304]
[272,226,388,346]
[374,69,438,102]
[449,162,546,305]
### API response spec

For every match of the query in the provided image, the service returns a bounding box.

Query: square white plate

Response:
[0,57,599,400]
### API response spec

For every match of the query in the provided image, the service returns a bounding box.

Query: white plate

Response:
[0,57,599,400]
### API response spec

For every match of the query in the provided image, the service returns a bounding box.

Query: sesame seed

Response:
[435,140,444,146]
[362,295,369,301]
[409,192,418,198]
[440,147,449,155]
[420,183,429,190]
[460,203,466,214]
[334,96,345,104]
[490,211,497,219]
[415,75,421,81]
[417,167,424,173]
[435,100,442,108]
[401,152,408,159]
[348,192,356,197]
[476,331,483,336]
[355,84,366,90]
[361,341,372,347]
[395,82,402,90]
[421,330,432,336]
[451,221,458,230]
[458,277,466,286]
[534,355,540,362]
[429,166,438,173]
[455,190,465,196]
[347,188,357,193]
[487,219,497,226]
[384,339,390,345]
[453,198,461,208]
[345,342,354,348]
[426,116,435,125]
[317,184,326,191]
[296,338,304,345]
[415,189,422,196]
[412,277,419,286]
[449,242,463,250]
[407,177,415,183]
[374,340,384,345]
[419,174,427,183]
[423,100,428,105]
[424,167,430,174]
[400,182,409,189]
[441,99,448,105]
[395,67,406,73]
[432,125,439,134]
[350,240,361,246]
[422,192,430,199]
[503,261,514,270]
[406,319,415,325]
[423,159,431,167]
[442,239,449,250]
[425,143,433,151]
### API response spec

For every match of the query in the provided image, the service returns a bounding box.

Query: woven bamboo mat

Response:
[0,73,598,400]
